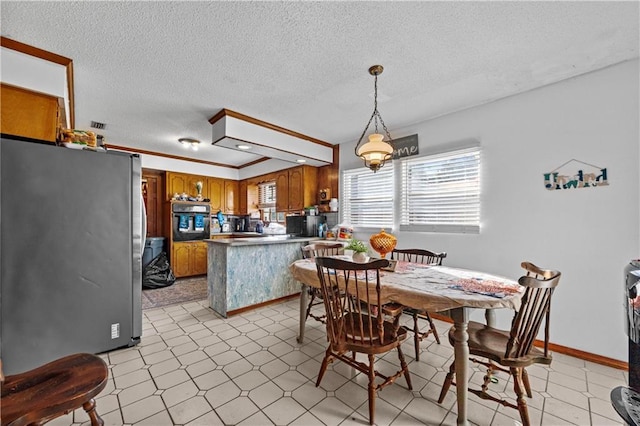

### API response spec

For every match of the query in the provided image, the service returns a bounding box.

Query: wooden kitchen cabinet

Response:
[171,241,207,278]
[224,179,238,214]
[238,180,248,215]
[167,172,207,200]
[186,175,207,199]
[276,166,318,212]
[1,83,62,142]
[207,177,224,212]
[166,172,188,200]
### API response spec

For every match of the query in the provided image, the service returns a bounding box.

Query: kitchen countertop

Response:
[205,235,321,246]
[210,232,264,237]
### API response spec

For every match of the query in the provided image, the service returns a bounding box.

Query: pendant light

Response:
[354,65,394,172]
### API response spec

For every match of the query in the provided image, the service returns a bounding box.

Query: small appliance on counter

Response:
[286,215,326,237]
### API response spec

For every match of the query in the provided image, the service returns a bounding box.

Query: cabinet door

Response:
[193,242,208,275]
[186,175,207,199]
[207,178,224,212]
[1,83,60,143]
[172,242,192,278]
[275,171,289,211]
[238,180,248,215]
[224,180,238,214]
[167,172,188,200]
[288,167,304,211]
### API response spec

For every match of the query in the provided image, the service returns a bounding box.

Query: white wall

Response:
[341,59,640,362]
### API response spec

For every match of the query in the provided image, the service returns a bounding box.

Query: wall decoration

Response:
[544,159,609,190]
[392,134,419,159]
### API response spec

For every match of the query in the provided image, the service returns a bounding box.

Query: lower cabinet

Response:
[171,241,207,278]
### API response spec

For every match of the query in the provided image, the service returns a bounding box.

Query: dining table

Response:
[289,256,525,426]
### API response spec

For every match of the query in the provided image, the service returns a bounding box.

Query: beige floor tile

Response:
[237,410,277,425]
[184,410,225,426]
[133,410,174,425]
[248,380,285,408]
[287,411,325,425]
[233,369,271,391]
[543,397,592,424]
[117,379,158,407]
[273,369,314,392]
[121,395,165,424]
[114,368,152,389]
[185,357,216,378]
[309,396,355,425]
[262,396,307,424]
[154,368,192,389]
[193,369,230,391]
[546,380,590,410]
[401,397,450,425]
[148,357,181,379]
[291,381,328,409]
[167,396,212,424]
[161,380,199,407]
[205,380,241,408]
[215,396,260,424]
[111,357,145,378]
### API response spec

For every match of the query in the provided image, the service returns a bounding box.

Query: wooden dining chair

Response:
[300,243,344,323]
[1,353,109,426]
[437,261,561,426]
[314,257,412,426]
[388,248,447,361]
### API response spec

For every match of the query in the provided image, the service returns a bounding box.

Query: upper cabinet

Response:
[276,165,318,212]
[238,180,248,215]
[207,177,224,212]
[1,37,75,131]
[1,83,62,142]
[224,180,238,214]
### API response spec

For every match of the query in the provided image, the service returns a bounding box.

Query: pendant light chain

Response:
[354,64,395,172]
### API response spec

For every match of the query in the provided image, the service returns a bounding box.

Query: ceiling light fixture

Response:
[296,159,307,163]
[236,144,251,150]
[354,65,394,172]
[178,137,200,151]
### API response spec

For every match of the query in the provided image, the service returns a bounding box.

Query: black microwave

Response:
[286,215,325,237]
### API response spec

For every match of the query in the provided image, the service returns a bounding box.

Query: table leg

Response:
[484,309,496,328]
[450,307,470,426]
[297,284,309,344]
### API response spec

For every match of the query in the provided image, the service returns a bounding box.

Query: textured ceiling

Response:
[1,1,638,171]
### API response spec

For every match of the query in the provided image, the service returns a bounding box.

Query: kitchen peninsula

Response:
[206,236,319,317]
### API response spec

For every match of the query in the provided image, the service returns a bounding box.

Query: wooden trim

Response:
[108,144,272,170]
[209,108,333,148]
[226,293,300,317]
[1,37,75,128]
[430,313,628,371]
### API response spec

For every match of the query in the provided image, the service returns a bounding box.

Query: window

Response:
[342,145,480,233]
[258,182,277,222]
[400,146,480,233]
[258,182,276,208]
[342,166,394,228]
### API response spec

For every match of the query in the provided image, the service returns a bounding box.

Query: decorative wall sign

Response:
[392,134,419,160]
[544,159,609,190]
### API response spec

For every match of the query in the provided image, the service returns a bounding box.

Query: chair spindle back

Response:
[505,261,561,359]
[315,257,390,350]
[391,248,447,265]
[301,243,344,260]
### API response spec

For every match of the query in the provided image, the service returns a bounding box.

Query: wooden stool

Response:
[1,353,109,426]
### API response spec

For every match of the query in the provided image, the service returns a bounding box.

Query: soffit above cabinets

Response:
[209,109,333,168]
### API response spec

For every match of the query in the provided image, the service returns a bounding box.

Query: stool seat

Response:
[1,353,108,426]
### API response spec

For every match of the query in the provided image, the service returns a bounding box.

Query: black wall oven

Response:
[171,202,210,241]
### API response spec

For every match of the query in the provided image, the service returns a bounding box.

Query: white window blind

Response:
[400,146,480,233]
[342,167,393,228]
[258,182,276,208]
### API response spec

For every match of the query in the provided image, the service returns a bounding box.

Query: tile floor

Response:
[49,298,628,425]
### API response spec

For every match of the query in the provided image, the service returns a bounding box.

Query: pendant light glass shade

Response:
[356,133,393,171]
[354,65,394,173]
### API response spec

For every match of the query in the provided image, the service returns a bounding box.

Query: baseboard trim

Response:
[226,293,300,317]
[430,313,628,371]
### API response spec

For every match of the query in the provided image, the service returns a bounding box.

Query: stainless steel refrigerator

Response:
[0,137,143,375]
